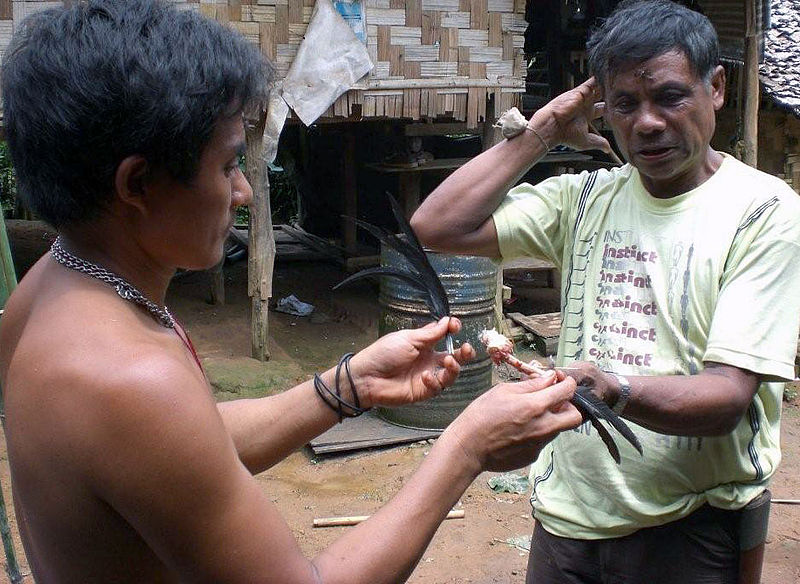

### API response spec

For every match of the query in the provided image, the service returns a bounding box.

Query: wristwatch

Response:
[610,373,631,415]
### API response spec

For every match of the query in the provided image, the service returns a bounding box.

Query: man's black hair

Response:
[587,0,719,87]
[1,0,272,228]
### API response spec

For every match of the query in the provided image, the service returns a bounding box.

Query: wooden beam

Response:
[742,0,759,168]
[245,109,275,362]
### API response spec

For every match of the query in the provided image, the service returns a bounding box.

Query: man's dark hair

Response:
[1,0,271,228]
[587,0,719,87]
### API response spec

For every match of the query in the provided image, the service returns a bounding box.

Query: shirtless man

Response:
[0,1,582,582]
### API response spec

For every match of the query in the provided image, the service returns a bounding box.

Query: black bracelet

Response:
[336,353,368,416]
[313,354,369,423]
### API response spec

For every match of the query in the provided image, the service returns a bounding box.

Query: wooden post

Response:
[208,258,225,306]
[482,95,509,337]
[0,216,24,584]
[245,109,276,361]
[742,0,759,168]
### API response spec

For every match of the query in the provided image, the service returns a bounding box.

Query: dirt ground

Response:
[1,220,799,583]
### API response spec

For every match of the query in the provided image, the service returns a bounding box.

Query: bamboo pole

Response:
[313,509,465,528]
[742,0,759,168]
[0,216,24,584]
[245,108,276,361]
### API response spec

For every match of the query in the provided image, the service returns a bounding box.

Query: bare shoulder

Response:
[2,260,222,481]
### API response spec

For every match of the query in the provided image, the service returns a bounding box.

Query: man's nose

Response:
[633,104,666,134]
[233,170,253,208]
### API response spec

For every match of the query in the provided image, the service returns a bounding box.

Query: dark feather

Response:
[574,385,644,459]
[333,267,443,317]
[337,193,452,333]
[573,388,621,463]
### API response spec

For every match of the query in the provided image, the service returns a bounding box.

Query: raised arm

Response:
[411,77,612,256]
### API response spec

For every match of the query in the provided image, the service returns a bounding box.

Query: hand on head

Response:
[531,77,613,155]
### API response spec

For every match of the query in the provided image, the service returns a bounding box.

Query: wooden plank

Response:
[259,22,276,60]
[441,11,470,28]
[0,0,11,20]
[488,0,514,10]
[377,25,391,60]
[390,0,406,7]
[404,61,421,78]
[502,32,514,60]
[288,0,303,22]
[507,312,562,357]
[389,45,404,76]
[446,27,459,61]
[390,26,422,46]
[439,24,452,60]
[488,12,502,46]
[422,0,460,9]
[467,87,480,128]
[406,0,422,27]
[459,29,489,47]
[369,8,406,25]
[420,61,458,77]
[458,46,471,76]
[275,4,289,43]
[470,0,488,31]
[404,44,440,61]
[421,10,441,45]
[228,0,242,22]
[469,62,486,79]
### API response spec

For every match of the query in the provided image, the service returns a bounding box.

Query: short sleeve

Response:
[492,172,586,268]
[704,194,800,381]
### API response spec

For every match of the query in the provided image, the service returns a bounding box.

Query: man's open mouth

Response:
[639,147,672,158]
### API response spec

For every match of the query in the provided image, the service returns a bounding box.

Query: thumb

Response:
[413,316,451,345]
[585,133,612,154]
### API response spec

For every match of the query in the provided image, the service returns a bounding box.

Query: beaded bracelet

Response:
[313,353,369,423]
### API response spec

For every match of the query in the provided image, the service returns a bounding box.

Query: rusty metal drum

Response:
[376,244,497,430]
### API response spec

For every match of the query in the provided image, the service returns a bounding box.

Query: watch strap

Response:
[610,373,631,415]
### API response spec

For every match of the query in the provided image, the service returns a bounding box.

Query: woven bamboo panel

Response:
[192,0,527,126]
[2,0,527,126]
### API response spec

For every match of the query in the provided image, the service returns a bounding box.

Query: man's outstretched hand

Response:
[350,317,475,409]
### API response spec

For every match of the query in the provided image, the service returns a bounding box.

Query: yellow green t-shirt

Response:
[492,154,800,539]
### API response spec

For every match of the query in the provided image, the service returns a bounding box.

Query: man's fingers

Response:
[523,376,577,405]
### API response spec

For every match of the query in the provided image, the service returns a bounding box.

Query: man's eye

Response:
[614,100,636,113]
[659,93,683,106]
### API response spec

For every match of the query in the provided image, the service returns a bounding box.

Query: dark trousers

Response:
[526,505,739,584]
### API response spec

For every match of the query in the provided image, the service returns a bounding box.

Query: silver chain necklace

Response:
[50,237,175,328]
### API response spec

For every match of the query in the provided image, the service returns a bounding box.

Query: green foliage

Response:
[0,142,18,213]
[234,156,299,226]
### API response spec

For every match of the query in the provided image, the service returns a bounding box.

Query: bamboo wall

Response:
[2,0,528,127]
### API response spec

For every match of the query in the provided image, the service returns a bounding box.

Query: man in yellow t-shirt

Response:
[412,1,800,582]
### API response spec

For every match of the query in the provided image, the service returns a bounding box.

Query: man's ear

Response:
[114,155,150,214]
[710,65,726,111]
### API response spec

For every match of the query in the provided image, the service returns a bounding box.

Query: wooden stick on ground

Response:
[313,509,465,528]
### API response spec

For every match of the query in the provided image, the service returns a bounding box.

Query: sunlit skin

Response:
[602,50,726,199]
